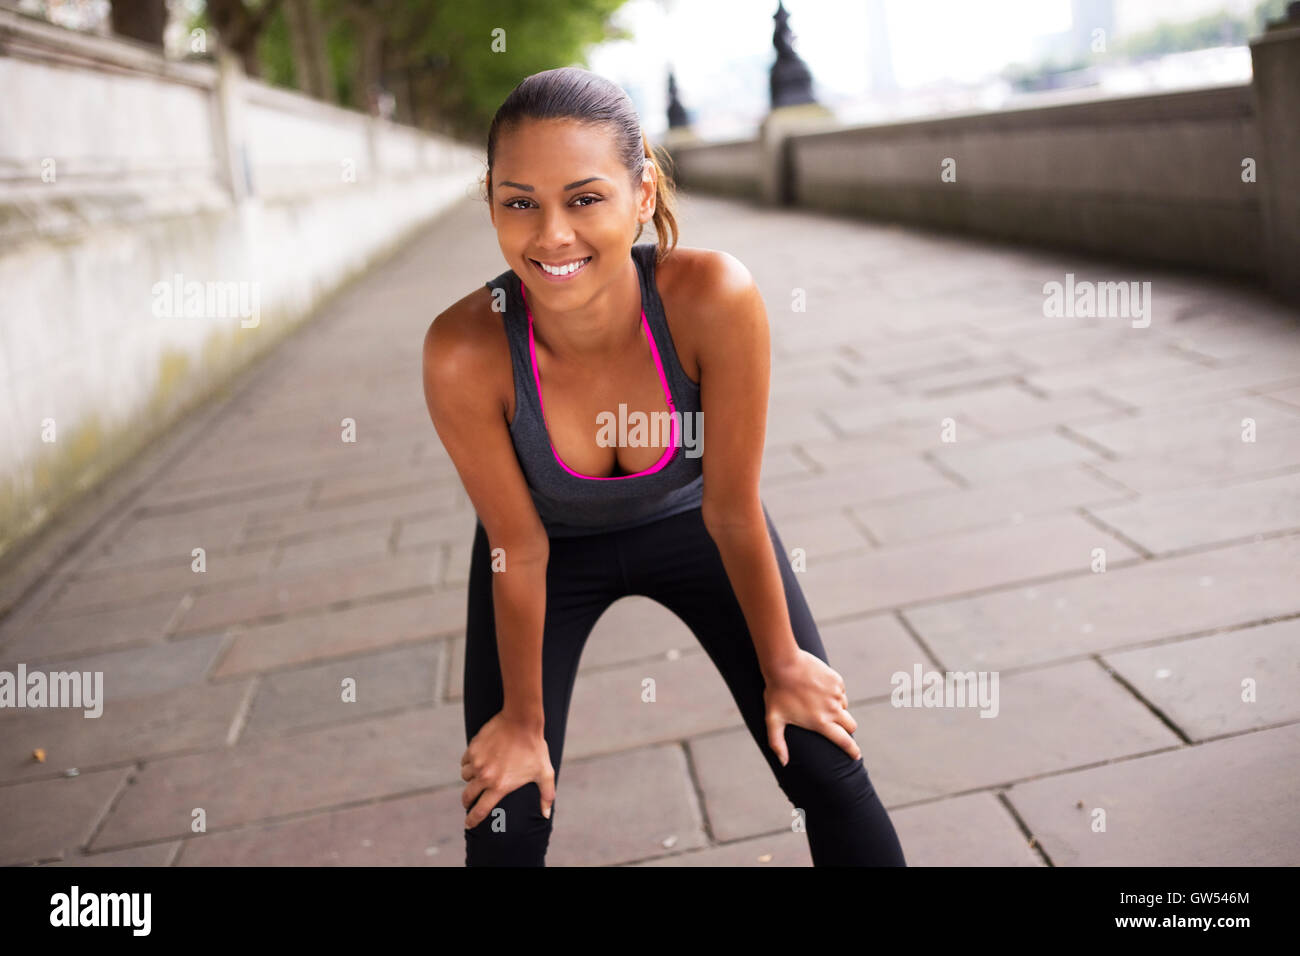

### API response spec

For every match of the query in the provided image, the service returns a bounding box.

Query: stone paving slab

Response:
[1091,419,1300,493]
[927,431,1105,483]
[1068,394,1300,459]
[1089,469,1300,554]
[0,768,131,865]
[903,533,1300,670]
[1004,721,1300,865]
[274,525,394,571]
[1103,363,1300,413]
[1100,618,1300,741]
[172,550,445,636]
[631,829,814,866]
[175,786,467,866]
[210,589,464,678]
[1,192,1295,866]
[46,844,180,866]
[882,792,1046,867]
[759,458,955,524]
[1269,383,1300,409]
[0,594,184,661]
[562,646,745,760]
[40,543,278,617]
[0,631,224,701]
[930,386,1125,436]
[546,744,708,866]
[70,507,265,574]
[89,704,465,850]
[850,462,1129,546]
[1021,346,1211,394]
[797,512,1142,622]
[239,642,444,738]
[239,483,459,544]
[392,509,479,552]
[0,678,252,784]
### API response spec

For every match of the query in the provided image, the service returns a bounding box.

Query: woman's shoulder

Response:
[656,244,757,312]
[423,283,513,411]
[426,284,501,352]
[655,245,762,380]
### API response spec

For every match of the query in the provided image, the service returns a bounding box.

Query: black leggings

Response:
[462,503,907,867]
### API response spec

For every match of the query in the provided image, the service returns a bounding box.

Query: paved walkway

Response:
[3,193,1299,866]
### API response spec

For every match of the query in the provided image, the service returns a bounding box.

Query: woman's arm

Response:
[691,250,861,766]
[423,291,559,826]
[423,292,551,730]
[692,251,799,677]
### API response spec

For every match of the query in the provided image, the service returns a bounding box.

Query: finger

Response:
[822,719,862,761]
[462,775,488,811]
[767,717,789,767]
[833,705,858,735]
[539,772,556,820]
[465,787,504,830]
[461,761,476,782]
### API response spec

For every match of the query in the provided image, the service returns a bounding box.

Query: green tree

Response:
[197,0,629,136]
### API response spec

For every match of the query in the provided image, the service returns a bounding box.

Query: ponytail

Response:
[638,130,680,265]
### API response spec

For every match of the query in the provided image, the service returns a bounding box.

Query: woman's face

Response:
[489,118,655,307]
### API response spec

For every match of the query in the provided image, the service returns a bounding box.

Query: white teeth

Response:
[538,257,590,276]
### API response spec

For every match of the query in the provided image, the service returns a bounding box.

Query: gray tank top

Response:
[483,242,704,537]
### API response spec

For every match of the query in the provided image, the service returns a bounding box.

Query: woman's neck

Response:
[527,254,643,366]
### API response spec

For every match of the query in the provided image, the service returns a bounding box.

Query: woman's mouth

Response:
[530,255,592,282]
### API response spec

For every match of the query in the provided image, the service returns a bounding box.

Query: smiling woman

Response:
[421,66,906,869]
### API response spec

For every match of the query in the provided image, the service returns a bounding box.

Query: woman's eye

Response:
[503,195,602,210]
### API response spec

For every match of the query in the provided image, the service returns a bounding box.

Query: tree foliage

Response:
[183,0,631,138]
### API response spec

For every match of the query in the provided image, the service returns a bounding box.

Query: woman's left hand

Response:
[762,649,860,766]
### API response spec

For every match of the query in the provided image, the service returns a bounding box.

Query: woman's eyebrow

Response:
[498,176,608,192]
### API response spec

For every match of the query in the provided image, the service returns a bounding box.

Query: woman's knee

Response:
[463,782,554,867]
[775,725,879,815]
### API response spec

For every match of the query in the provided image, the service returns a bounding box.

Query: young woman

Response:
[422,67,906,867]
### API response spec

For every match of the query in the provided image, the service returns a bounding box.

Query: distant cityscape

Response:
[607,0,1276,142]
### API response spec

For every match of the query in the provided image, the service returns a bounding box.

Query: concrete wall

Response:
[0,9,484,558]
[665,136,764,202]
[789,85,1261,279]
[669,84,1260,280]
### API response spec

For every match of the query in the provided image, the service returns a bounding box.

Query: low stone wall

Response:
[0,9,484,558]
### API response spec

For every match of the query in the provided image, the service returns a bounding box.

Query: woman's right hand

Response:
[461,711,556,829]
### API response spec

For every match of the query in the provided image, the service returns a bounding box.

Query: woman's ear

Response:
[639,164,656,223]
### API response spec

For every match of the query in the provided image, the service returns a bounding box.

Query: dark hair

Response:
[481,67,679,265]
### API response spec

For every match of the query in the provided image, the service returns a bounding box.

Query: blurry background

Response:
[1,1,1298,868]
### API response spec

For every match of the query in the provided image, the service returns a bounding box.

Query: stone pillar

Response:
[757,103,835,206]
[759,1,835,205]
[1249,2,1300,305]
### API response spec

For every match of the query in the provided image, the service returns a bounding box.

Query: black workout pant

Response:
[461,503,907,867]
